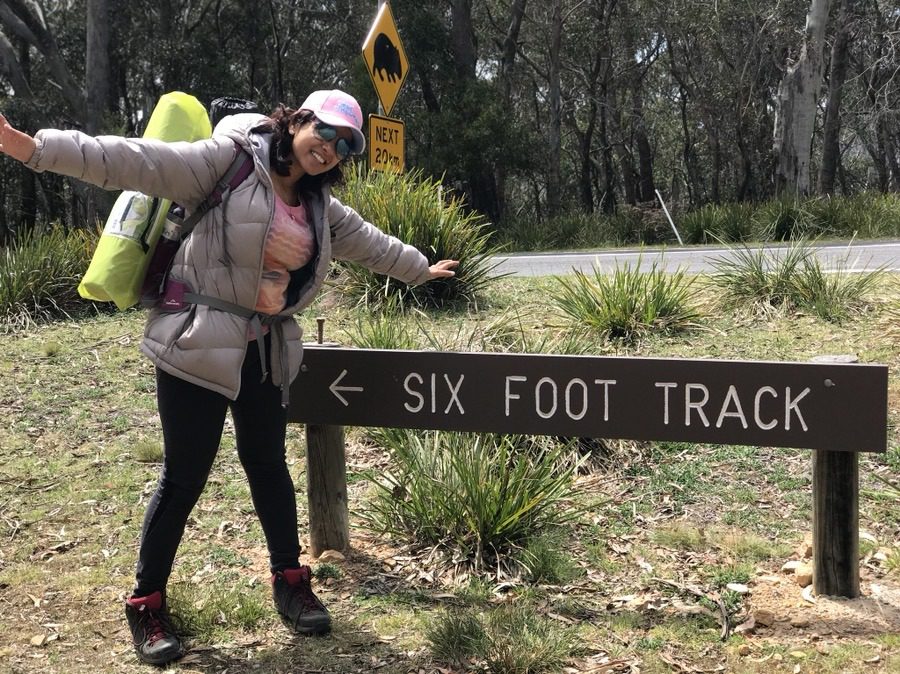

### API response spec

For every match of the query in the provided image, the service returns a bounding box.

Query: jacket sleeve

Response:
[24,130,239,209]
[327,196,432,285]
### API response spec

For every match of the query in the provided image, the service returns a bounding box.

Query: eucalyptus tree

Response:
[773,0,832,196]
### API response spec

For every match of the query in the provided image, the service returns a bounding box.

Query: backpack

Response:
[78,92,257,310]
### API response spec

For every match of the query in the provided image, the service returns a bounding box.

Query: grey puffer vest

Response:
[27,114,432,400]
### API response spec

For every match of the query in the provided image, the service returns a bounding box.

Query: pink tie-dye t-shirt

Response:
[254,196,316,314]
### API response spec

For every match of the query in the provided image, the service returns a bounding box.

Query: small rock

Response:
[801,585,817,604]
[726,582,749,594]
[790,616,810,628]
[316,549,346,563]
[738,644,751,656]
[754,609,776,626]
[781,560,803,573]
[794,565,813,587]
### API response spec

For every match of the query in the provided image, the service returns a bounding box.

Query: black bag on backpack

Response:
[209,97,260,126]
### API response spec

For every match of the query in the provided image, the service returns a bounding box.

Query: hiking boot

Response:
[124,591,182,666]
[272,566,332,635]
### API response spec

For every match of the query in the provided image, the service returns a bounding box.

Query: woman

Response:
[0,89,457,666]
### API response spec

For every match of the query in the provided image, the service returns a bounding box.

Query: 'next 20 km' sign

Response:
[369,114,404,173]
[288,348,888,452]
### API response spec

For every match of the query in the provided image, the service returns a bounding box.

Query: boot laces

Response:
[289,577,324,614]
[138,604,175,646]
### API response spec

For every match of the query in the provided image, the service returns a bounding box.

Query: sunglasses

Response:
[312,121,352,160]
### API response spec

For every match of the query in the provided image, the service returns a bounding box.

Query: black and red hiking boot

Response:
[272,566,332,635]
[124,591,183,666]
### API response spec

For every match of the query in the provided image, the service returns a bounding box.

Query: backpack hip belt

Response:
[183,292,292,408]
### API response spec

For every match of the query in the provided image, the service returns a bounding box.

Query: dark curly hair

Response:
[251,104,346,197]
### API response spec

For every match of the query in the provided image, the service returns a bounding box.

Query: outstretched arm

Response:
[0,113,37,163]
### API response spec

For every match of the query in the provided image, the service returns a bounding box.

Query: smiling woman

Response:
[0,88,457,666]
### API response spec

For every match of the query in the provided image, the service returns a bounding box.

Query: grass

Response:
[549,256,700,342]
[707,240,884,320]
[0,225,97,330]
[0,274,898,673]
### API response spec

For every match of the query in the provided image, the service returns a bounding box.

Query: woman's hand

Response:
[0,113,37,163]
[428,259,459,280]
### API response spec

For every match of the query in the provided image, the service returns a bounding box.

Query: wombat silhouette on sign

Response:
[373,33,402,83]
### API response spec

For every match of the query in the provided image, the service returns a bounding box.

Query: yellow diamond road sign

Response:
[362,2,409,116]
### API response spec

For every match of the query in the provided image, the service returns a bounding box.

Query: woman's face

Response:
[289,117,352,178]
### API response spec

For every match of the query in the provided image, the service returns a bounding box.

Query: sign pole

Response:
[377,0,385,115]
[304,324,350,556]
[813,450,860,597]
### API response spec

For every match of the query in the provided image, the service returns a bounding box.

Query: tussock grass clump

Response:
[518,533,583,584]
[708,242,884,320]
[427,605,579,673]
[341,296,419,350]
[0,224,95,331]
[133,438,164,463]
[168,581,268,639]
[681,203,756,244]
[363,432,583,571]
[549,258,699,342]
[335,166,503,309]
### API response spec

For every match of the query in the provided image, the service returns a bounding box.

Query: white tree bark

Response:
[773,0,832,196]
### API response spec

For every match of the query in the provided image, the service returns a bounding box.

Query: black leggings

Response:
[134,337,300,595]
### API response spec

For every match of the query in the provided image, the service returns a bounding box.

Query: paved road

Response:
[491,241,900,276]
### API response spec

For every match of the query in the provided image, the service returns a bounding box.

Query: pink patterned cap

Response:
[299,89,365,154]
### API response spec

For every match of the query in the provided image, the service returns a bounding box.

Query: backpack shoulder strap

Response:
[180,141,255,237]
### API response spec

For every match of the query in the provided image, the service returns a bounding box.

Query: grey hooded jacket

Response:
[26,113,431,400]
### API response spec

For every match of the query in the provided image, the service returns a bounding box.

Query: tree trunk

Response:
[499,0,528,101]
[818,0,853,195]
[546,0,562,217]
[599,84,618,214]
[774,0,833,196]
[85,0,112,226]
[450,0,476,78]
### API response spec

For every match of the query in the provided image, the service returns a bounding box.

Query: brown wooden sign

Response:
[288,347,887,452]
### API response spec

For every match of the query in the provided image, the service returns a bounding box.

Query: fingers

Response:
[428,260,459,279]
[0,116,37,163]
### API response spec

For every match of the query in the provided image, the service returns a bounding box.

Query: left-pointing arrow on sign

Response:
[329,369,364,406]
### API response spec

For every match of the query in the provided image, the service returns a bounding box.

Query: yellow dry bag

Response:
[77,92,212,309]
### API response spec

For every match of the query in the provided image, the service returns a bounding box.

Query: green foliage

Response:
[341,296,420,349]
[518,533,583,584]
[168,581,268,639]
[790,257,885,321]
[335,166,504,309]
[680,203,756,244]
[0,225,95,331]
[132,438,164,463]
[363,432,584,570]
[481,605,580,674]
[426,605,579,674]
[708,242,883,320]
[313,562,342,581]
[754,198,812,241]
[703,562,753,588]
[426,609,486,664]
[708,243,808,312]
[500,194,900,251]
[549,258,699,342]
